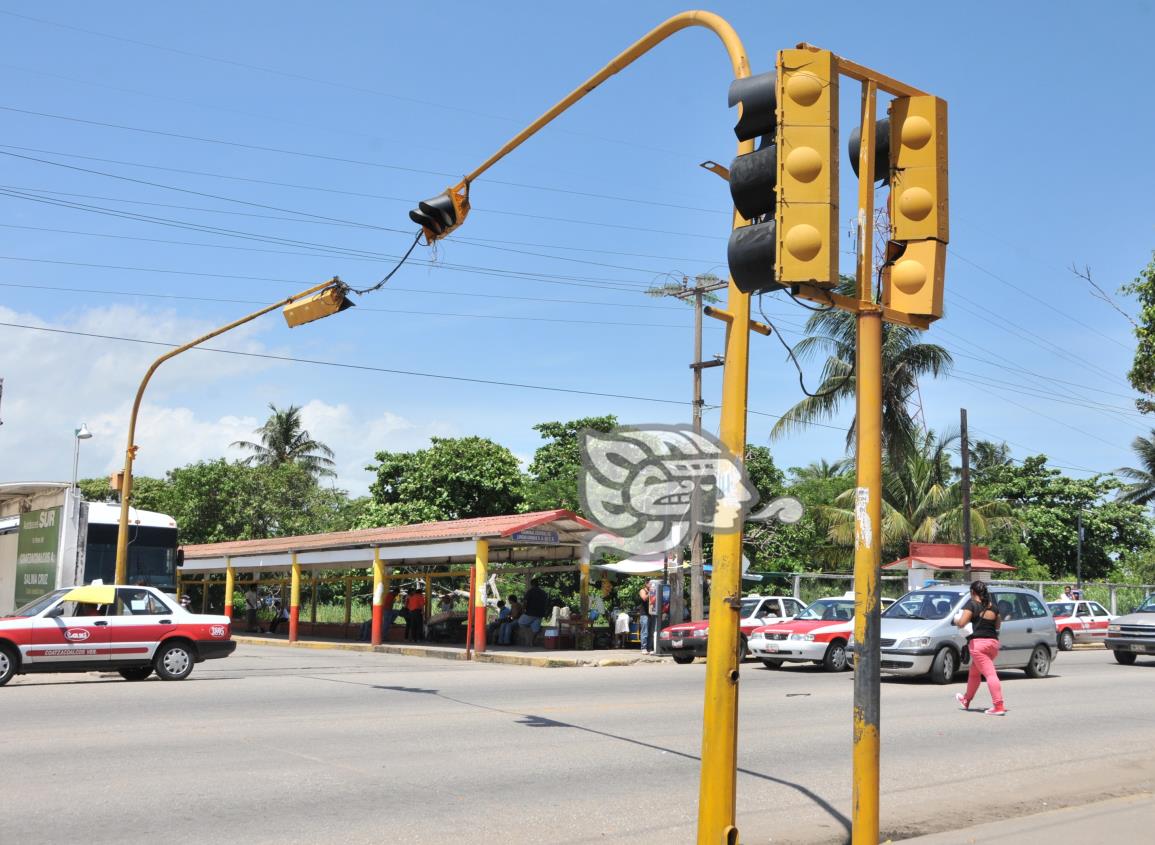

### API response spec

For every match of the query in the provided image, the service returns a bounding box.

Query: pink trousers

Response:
[964,638,1004,708]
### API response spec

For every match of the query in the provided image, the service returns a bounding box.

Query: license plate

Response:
[1129,644,1149,652]
[766,643,779,653]
[672,639,683,649]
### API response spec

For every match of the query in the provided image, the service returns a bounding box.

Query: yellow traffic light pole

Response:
[113,277,347,585]
[412,13,757,842]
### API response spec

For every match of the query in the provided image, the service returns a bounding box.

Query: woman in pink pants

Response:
[953,581,1006,716]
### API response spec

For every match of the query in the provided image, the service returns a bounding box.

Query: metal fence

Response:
[760,572,1155,614]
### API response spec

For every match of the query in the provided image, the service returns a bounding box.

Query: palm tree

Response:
[819,430,1017,562]
[790,457,852,481]
[231,403,336,479]
[769,277,953,464]
[1117,429,1155,506]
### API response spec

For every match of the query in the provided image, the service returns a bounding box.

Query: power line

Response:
[0,143,728,242]
[0,8,693,161]
[0,253,686,311]
[0,320,699,407]
[0,281,698,330]
[0,104,729,215]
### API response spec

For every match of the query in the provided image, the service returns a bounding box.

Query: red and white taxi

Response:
[658,595,805,665]
[1048,599,1115,651]
[748,594,895,672]
[0,584,235,686]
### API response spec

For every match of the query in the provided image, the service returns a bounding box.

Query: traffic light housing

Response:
[775,48,838,287]
[883,95,948,320]
[409,181,470,242]
[725,50,839,295]
[725,70,782,294]
[283,280,355,328]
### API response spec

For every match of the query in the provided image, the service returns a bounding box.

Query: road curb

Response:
[231,635,663,668]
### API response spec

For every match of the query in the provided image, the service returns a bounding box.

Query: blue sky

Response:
[1,1,1153,496]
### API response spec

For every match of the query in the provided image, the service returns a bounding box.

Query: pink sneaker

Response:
[984,706,1007,716]
[955,693,970,710]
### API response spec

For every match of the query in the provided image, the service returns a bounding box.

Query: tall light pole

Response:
[71,423,92,489]
[114,277,353,584]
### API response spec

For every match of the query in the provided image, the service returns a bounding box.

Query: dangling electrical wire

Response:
[758,294,847,399]
[350,231,423,295]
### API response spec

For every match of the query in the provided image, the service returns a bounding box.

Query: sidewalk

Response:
[232,632,668,668]
[893,793,1154,844]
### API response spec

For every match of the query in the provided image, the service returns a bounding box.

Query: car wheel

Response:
[1113,649,1137,666]
[0,644,17,687]
[1058,629,1074,651]
[154,641,195,681]
[1025,645,1051,678]
[739,635,749,660]
[760,658,783,670]
[929,647,957,685]
[822,641,848,672]
[672,654,695,665]
[118,667,153,681]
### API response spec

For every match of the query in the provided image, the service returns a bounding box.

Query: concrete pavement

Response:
[893,793,1155,844]
[232,631,668,667]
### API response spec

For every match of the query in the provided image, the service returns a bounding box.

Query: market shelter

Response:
[884,542,1016,590]
[178,510,596,652]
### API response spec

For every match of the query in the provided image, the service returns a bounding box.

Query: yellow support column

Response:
[579,545,591,626]
[697,211,753,845]
[851,79,883,845]
[371,548,384,646]
[224,558,234,620]
[289,554,301,643]
[474,539,488,653]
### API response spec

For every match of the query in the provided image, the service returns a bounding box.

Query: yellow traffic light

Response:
[282,280,355,328]
[409,181,470,243]
[886,95,948,319]
[775,48,838,287]
[882,239,946,318]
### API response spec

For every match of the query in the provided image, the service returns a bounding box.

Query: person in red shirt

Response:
[405,589,427,642]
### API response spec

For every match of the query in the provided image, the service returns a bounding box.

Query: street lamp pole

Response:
[71,423,92,489]
[114,277,350,584]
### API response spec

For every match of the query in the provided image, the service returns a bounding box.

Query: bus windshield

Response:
[85,522,179,589]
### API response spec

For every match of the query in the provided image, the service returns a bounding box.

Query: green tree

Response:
[522,415,618,514]
[77,475,169,512]
[820,431,1017,565]
[1121,251,1155,413]
[231,403,336,479]
[976,455,1154,580]
[769,276,953,464]
[154,460,357,545]
[363,436,524,526]
[1117,429,1155,507]
[971,439,1013,480]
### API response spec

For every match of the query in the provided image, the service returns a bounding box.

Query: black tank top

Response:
[968,600,999,641]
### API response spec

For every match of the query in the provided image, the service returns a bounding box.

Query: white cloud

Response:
[0,304,454,496]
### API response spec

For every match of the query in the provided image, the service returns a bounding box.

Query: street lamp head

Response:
[75,423,93,440]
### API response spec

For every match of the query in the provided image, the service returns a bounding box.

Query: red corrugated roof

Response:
[181,509,595,559]
[883,542,1015,571]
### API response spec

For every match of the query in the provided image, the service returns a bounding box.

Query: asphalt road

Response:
[1,647,1152,845]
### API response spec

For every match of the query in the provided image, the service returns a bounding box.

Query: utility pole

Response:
[1076,511,1084,594]
[960,408,972,583]
[671,274,727,621]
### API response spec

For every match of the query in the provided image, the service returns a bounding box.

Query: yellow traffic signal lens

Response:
[785,73,823,107]
[891,257,928,294]
[785,147,823,183]
[784,224,822,262]
[898,187,934,221]
[901,115,933,149]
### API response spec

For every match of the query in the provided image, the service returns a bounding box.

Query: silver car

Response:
[871,584,1058,684]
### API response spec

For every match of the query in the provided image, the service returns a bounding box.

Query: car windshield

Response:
[795,598,855,622]
[8,589,68,617]
[884,590,962,620]
[1136,595,1155,613]
[1049,602,1074,617]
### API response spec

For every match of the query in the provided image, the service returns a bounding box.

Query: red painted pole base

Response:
[474,605,487,653]
[371,604,384,646]
[289,606,300,642]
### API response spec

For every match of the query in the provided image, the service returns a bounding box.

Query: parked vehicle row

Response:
[658,595,806,664]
